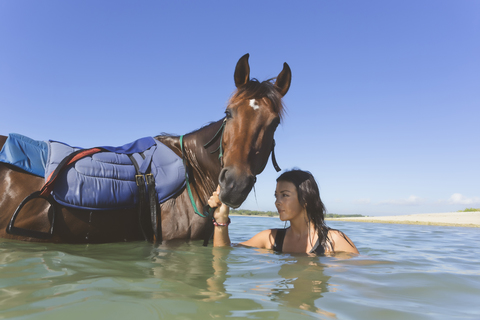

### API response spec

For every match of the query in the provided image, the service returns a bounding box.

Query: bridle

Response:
[203,118,227,167]
[179,116,281,219]
[202,117,281,173]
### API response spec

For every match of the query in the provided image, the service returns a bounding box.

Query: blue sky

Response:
[1,1,479,216]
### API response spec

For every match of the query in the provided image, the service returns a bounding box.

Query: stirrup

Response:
[6,191,56,239]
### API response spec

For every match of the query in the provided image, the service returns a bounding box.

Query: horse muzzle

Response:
[218,167,256,208]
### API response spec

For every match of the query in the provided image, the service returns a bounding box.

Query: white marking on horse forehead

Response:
[249,99,260,110]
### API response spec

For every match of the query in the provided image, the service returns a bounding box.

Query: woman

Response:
[208,169,358,254]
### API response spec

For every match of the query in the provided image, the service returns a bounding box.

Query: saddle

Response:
[45,137,185,210]
[1,134,185,242]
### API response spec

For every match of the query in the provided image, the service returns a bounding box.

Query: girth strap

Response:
[147,173,160,243]
[128,153,160,244]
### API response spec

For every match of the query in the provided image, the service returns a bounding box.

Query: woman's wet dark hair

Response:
[276,169,332,250]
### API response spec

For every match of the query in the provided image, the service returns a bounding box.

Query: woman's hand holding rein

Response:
[208,186,230,224]
[208,185,231,246]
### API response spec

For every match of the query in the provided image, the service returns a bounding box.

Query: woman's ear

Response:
[302,202,308,211]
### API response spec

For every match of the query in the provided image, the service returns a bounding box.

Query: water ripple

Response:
[0,219,479,319]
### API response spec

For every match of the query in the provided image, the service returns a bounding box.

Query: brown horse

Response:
[0,54,291,244]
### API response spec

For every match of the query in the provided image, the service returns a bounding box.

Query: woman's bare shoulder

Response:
[240,229,276,249]
[327,229,359,254]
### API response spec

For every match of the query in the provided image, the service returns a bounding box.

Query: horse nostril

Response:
[218,168,227,184]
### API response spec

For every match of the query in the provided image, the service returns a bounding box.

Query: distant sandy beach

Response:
[326,212,480,228]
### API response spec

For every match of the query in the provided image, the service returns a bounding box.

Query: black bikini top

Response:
[272,228,325,255]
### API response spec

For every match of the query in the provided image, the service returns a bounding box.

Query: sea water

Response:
[0,216,478,320]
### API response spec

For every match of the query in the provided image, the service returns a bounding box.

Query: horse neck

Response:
[157,119,225,201]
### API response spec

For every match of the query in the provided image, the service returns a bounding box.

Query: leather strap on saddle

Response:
[128,154,161,244]
[41,148,103,197]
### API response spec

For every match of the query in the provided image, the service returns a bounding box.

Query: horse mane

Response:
[155,121,220,139]
[232,78,286,120]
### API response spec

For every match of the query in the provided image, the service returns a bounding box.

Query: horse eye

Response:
[225,110,233,119]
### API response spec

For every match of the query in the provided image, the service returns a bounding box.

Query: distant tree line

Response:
[325,213,365,218]
[458,208,480,212]
[230,209,364,218]
[230,209,278,217]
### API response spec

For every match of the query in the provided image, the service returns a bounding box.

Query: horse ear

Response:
[234,53,250,88]
[274,62,292,97]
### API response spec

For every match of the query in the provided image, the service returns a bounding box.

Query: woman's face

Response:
[275,181,305,221]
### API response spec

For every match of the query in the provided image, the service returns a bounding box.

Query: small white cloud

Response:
[447,193,480,205]
[379,195,424,206]
[352,198,371,205]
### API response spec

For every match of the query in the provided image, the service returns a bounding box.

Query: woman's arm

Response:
[212,203,231,247]
[208,186,274,248]
[208,186,276,249]
[208,187,231,247]
[239,229,275,249]
[209,203,274,248]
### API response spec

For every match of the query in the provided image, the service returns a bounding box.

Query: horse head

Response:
[218,54,291,208]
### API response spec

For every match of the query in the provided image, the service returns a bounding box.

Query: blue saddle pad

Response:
[0,133,48,177]
[45,137,186,210]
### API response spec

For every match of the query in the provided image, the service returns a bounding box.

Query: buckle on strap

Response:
[135,174,145,186]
